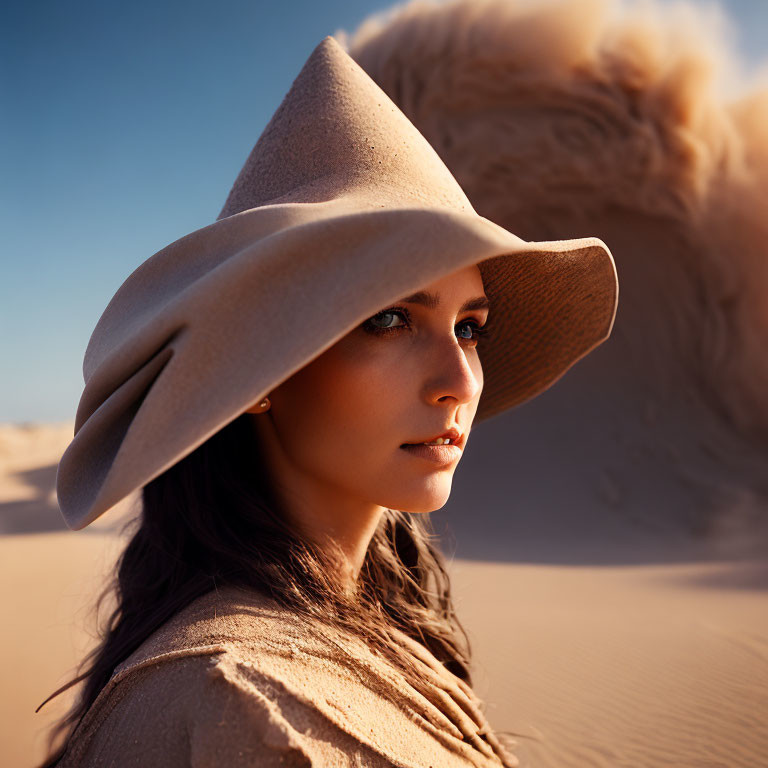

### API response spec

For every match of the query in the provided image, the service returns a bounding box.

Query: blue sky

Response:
[1,0,766,423]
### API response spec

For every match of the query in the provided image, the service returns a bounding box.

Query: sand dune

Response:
[0,422,139,536]
[342,0,768,550]
[2,422,767,767]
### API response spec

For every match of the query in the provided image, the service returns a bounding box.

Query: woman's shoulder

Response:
[60,648,393,767]
[98,582,357,700]
[112,584,311,674]
[59,586,394,767]
[60,585,517,767]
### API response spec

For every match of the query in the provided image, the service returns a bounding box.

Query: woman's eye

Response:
[367,310,408,331]
[456,320,490,345]
[362,308,491,344]
[362,308,411,334]
[457,321,475,340]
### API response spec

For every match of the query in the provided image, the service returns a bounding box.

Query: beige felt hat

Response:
[56,35,618,531]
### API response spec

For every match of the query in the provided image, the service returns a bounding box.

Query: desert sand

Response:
[2,422,767,768]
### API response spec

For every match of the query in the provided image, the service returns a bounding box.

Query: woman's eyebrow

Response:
[398,290,490,313]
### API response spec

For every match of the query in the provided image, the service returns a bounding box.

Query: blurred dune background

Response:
[3,0,768,766]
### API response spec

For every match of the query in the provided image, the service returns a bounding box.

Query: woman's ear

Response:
[245,396,271,414]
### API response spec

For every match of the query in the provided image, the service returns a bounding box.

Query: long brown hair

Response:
[37,411,479,765]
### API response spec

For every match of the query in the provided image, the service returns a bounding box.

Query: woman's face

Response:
[247,263,489,527]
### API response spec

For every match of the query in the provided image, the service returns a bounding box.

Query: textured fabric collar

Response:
[100,584,518,767]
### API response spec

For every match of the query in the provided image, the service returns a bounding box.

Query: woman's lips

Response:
[399,442,462,465]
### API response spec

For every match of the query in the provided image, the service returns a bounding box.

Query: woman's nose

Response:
[422,334,483,407]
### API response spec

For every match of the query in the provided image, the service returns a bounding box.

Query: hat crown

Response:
[218,36,475,218]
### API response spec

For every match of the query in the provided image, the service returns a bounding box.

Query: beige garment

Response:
[57,585,518,767]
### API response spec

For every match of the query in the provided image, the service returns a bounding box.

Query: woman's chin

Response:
[378,483,453,514]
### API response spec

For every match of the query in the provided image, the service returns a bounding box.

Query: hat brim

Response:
[57,198,617,529]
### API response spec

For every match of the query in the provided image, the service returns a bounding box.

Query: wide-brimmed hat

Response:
[56,35,618,531]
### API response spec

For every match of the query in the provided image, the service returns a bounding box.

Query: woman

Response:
[38,35,618,767]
